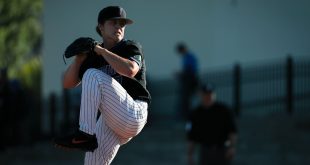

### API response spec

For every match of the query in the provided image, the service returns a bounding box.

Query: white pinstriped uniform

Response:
[79,68,148,165]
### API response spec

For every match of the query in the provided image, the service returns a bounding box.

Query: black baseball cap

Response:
[97,6,133,25]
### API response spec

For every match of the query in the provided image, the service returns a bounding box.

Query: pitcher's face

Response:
[99,19,126,42]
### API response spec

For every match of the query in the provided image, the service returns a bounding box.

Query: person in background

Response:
[175,42,199,120]
[186,83,238,165]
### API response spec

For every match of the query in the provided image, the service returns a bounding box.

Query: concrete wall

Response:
[43,0,310,97]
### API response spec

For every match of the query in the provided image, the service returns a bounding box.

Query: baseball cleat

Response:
[53,130,98,152]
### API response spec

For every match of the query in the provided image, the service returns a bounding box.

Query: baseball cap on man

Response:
[97,6,133,25]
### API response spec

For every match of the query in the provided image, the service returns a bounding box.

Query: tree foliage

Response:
[0,0,42,68]
[0,0,43,91]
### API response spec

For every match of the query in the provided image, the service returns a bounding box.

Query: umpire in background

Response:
[186,84,238,165]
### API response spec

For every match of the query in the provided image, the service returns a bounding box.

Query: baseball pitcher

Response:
[53,6,151,165]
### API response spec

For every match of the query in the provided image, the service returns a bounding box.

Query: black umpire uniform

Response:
[186,84,237,165]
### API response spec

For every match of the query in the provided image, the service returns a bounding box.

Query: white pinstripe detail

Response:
[84,116,120,165]
[79,68,148,165]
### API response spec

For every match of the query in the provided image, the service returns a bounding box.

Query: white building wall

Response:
[43,0,310,97]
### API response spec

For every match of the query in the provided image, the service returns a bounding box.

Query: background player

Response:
[175,42,199,120]
[186,84,237,165]
[54,6,151,165]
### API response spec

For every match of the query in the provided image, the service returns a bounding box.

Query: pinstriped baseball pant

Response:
[79,69,148,165]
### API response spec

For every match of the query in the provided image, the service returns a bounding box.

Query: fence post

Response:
[62,89,70,133]
[286,56,293,114]
[49,93,56,137]
[233,64,241,116]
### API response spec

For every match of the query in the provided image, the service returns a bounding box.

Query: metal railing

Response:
[200,56,310,116]
[149,56,310,117]
[46,56,310,136]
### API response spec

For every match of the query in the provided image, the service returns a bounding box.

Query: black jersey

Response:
[187,102,237,145]
[79,39,151,103]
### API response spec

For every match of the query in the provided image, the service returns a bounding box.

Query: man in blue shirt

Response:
[176,42,199,120]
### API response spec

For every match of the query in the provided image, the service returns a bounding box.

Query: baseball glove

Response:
[64,37,99,58]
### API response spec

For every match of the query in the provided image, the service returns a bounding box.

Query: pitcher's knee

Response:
[82,68,111,83]
[82,68,105,83]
